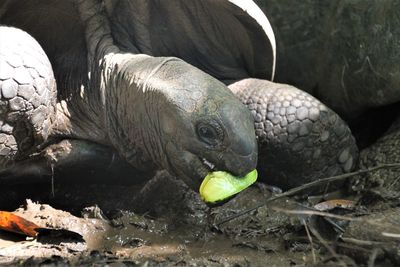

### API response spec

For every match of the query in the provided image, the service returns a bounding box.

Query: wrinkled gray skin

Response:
[0,0,358,191]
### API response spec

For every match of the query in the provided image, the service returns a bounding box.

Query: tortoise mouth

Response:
[178,155,210,190]
[164,143,225,190]
[200,157,216,171]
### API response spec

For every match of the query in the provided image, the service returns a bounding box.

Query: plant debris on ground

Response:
[1,165,400,266]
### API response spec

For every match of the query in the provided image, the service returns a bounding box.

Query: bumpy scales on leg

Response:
[230,79,358,189]
[0,27,56,168]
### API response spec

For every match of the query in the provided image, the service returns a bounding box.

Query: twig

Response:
[309,224,347,267]
[340,237,385,247]
[381,232,400,239]
[324,217,346,234]
[303,219,317,264]
[271,207,360,222]
[274,205,349,234]
[51,163,55,198]
[368,248,379,267]
[216,163,400,226]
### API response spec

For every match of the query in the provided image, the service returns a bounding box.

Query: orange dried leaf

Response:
[314,199,356,211]
[0,211,39,237]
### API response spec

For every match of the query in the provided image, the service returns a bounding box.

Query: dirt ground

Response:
[0,168,400,266]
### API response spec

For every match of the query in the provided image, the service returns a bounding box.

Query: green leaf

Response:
[199,169,258,203]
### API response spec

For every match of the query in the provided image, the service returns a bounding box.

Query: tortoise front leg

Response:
[0,26,57,168]
[229,78,358,190]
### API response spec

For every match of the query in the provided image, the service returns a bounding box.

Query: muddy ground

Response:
[0,168,400,266]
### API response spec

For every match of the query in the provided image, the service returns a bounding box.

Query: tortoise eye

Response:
[196,121,223,147]
[199,125,217,140]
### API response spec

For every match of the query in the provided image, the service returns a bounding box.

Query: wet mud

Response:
[0,169,399,266]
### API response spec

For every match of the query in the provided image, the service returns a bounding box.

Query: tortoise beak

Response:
[223,148,258,177]
[217,101,258,177]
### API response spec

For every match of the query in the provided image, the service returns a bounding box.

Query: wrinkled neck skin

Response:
[58,0,194,172]
[101,54,183,171]
[51,84,107,145]
[48,0,189,172]
[51,54,176,173]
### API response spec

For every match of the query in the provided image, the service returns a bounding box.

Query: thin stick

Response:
[303,219,317,264]
[271,207,361,222]
[51,163,55,198]
[340,237,385,247]
[368,248,379,267]
[381,232,400,239]
[216,163,400,226]
[309,225,347,267]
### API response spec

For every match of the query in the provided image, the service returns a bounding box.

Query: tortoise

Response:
[0,0,358,193]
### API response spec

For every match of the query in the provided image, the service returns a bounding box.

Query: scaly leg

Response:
[229,78,358,190]
[0,26,56,167]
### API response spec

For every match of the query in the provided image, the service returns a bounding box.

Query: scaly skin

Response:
[0,27,56,167]
[355,117,400,198]
[230,79,357,188]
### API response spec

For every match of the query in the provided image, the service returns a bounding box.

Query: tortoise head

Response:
[105,56,257,190]
[154,59,258,189]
